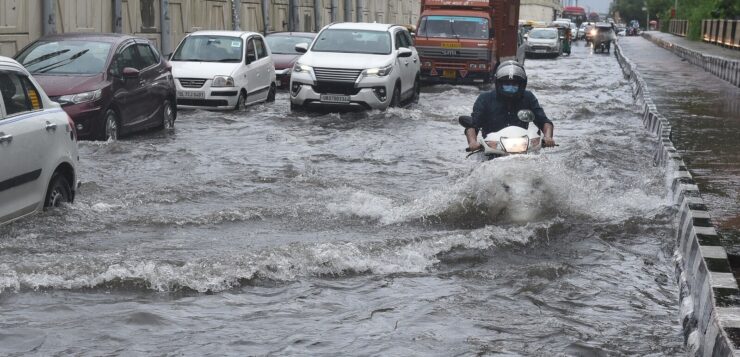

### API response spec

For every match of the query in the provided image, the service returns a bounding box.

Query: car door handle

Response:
[0,134,12,144]
[45,122,57,131]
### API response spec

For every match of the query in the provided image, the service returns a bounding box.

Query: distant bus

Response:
[562,6,587,26]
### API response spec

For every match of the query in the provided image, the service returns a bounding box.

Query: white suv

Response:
[290,23,421,111]
[0,56,79,225]
[170,31,277,110]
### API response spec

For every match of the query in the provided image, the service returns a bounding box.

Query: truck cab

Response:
[415,0,522,85]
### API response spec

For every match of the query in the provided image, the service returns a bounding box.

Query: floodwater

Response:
[619,37,740,252]
[0,43,684,355]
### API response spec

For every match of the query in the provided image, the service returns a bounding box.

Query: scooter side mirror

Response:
[517,110,535,122]
[458,115,474,128]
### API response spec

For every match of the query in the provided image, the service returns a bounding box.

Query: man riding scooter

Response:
[463,61,555,152]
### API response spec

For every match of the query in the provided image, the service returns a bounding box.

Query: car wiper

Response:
[216,58,240,62]
[36,49,90,73]
[23,49,71,68]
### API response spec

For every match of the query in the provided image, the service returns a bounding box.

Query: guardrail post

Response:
[42,0,56,35]
[114,0,122,33]
[161,0,171,55]
[344,0,352,22]
[262,0,270,34]
[232,0,241,31]
[331,0,338,22]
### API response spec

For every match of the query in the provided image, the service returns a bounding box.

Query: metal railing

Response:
[702,19,740,50]
[669,19,689,37]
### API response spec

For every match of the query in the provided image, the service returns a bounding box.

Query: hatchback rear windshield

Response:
[312,29,391,55]
[266,35,314,54]
[171,36,243,62]
[16,40,112,75]
[528,29,558,39]
[418,16,490,40]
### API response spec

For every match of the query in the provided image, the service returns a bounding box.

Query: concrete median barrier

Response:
[615,40,740,356]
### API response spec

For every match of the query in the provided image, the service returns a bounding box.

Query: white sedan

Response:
[0,56,79,225]
[170,31,277,110]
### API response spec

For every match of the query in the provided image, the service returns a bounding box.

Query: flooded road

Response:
[0,43,684,355]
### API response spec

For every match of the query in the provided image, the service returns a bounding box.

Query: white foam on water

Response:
[0,222,551,293]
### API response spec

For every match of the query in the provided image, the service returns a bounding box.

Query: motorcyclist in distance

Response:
[464,61,555,151]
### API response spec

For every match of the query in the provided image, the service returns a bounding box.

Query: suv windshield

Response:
[418,16,489,40]
[528,29,558,39]
[16,40,112,75]
[312,29,391,55]
[171,36,243,62]
[266,35,314,54]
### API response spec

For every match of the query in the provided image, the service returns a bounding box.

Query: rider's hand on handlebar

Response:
[543,136,556,148]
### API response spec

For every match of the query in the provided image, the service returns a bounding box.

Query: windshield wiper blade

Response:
[216,58,240,62]
[24,49,71,68]
[36,49,90,73]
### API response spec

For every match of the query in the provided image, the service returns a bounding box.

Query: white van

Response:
[0,56,79,225]
[170,31,277,110]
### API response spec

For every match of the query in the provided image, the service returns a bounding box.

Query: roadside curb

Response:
[614,41,740,357]
[641,32,740,87]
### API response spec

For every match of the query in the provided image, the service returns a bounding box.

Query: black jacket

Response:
[470,90,552,137]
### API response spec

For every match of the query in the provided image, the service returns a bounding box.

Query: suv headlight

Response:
[293,63,313,73]
[363,65,393,77]
[58,89,102,105]
[212,76,235,87]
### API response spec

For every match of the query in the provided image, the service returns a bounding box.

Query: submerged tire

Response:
[44,173,72,208]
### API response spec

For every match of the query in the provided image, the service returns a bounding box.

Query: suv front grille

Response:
[313,68,362,82]
[312,81,361,95]
[178,78,207,88]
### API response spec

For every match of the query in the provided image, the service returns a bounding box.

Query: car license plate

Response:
[177,91,204,99]
[320,94,350,103]
[442,70,457,79]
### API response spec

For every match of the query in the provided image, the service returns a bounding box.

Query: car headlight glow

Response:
[293,63,313,73]
[363,65,393,77]
[58,89,102,105]
[212,76,235,87]
[500,136,529,153]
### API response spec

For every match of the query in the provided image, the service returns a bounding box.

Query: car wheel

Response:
[266,84,276,103]
[161,99,176,130]
[411,75,420,104]
[235,91,247,110]
[389,84,401,108]
[104,109,119,141]
[44,173,72,208]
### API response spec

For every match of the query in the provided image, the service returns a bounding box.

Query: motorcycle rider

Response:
[464,61,555,151]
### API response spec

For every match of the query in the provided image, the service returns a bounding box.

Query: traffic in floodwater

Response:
[0,43,685,355]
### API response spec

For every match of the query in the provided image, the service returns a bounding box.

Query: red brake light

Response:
[67,114,77,141]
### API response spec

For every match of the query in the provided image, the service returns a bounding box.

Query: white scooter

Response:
[460,110,542,160]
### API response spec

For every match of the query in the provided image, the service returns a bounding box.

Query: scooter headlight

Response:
[500,136,529,153]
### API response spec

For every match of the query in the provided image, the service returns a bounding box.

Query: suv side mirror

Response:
[294,43,308,53]
[122,67,140,78]
[397,48,413,58]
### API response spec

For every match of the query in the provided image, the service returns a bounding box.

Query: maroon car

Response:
[15,33,176,140]
[265,32,316,89]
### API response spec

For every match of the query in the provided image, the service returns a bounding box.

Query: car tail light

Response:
[67,115,77,141]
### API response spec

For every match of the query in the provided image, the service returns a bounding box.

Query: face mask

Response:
[501,84,519,95]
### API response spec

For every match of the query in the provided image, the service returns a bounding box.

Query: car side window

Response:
[402,30,414,47]
[110,45,139,76]
[254,38,268,59]
[136,44,159,69]
[0,71,41,117]
[246,39,257,64]
[394,32,404,49]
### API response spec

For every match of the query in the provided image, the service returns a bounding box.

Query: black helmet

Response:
[494,60,527,98]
